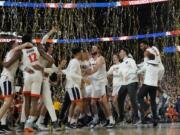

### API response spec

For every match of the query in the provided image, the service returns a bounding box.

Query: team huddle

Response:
[0,27,165,133]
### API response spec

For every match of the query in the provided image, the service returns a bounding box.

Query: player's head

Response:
[140,40,149,51]
[45,44,54,55]
[147,52,155,60]
[72,47,82,60]
[146,48,157,60]
[91,45,101,56]
[119,48,129,60]
[22,34,32,44]
[7,40,19,51]
[113,54,119,64]
[82,48,89,61]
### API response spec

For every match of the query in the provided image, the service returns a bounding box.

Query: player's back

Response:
[22,46,41,70]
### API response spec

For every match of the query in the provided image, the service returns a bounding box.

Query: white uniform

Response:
[80,60,92,98]
[63,58,82,102]
[0,50,19,97]
[107,63,123,97]
[121,57,138,85]
[39,55,57,122]
[89,57,108,98]
[22,47,43,96]
[146,46,165,80]
[137,60,161,87]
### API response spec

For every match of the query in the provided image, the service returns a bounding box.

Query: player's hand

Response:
[83,78,91,85]
[58,60,67,69]
[57,70,63,75]
[85,68,92,75]
[32,64,43,71]
[25,67,34,74]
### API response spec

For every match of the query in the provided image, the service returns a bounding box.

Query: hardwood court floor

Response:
[4,123,180,135]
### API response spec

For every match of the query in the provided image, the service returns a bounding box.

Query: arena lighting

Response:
[0,30,179,44]
[0,0,168,9]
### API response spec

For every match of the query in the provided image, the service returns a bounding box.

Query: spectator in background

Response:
[53,97,61,117]
[175,95,180,121]
[165,104,179,122]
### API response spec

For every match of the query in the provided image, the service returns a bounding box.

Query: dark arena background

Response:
[0,0,180,135]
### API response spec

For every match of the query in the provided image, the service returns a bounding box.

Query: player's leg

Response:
[0,78,14,119]
[41,80,60,130]
[24,74,43,132]
[127,82,139,123]
[138,84,149,123]
[101,95,115,127]
[58,91,71,124]
[42,81,57,122]
[117,85,128,122]
[112,86,121,120]
[66,88,76,128]
[90,96,99,127]
[148,86,158,126]
[70,87,83,128]
[23,74,32,119]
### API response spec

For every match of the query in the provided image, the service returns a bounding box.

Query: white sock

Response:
[109,116,114,124]
[79,114,84,119]
[93,114,99,123]
[36,115,45,125]
[87,112,91,117]
[68,117,71,123]
[20,98,26,123]
[1,112,8,125]
[70,118,77,124]
[27,116,37,123]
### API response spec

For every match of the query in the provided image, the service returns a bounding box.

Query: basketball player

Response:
[79,49,92,125]
[137,51,161,127]
[0,41,33,132]
[63,47,84,128]
[140,41,164,81]
[87,46,115,128]
[118,48,139,124]
[20,34,54,132]
[107,54,123,121]
[34,27,61,131]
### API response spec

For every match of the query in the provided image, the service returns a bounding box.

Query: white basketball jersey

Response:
[22,47,40,70]
[89,57,107,83]
[109,64,123,87]
[1,50,19,79]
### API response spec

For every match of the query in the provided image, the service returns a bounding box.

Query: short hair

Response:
[72,47,82,55]
[120,48,129,55]
[22,34,32,43]
[148,53,155,60]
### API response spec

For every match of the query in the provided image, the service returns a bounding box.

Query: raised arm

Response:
[38,47,55,68]
[12,42,33,52]
[41,26,58,45]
